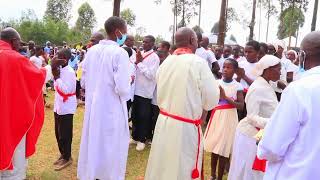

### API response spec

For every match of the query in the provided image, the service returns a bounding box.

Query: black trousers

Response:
[131,95,152,143]
[76,80,81,99]
[147,104,160,140]
[54,113,73,160]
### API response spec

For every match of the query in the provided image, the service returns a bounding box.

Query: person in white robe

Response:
[228,55,281,180]
[257,31,320,180]
[77,17,131,180]
[145,27,220,180]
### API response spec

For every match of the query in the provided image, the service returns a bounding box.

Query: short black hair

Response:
[196,32,202,41]
[35,46,43,52]
[104,16,126,35]
[122,46,133,58]
[0,27,19,41]
[225,58,239,69]
[246,40,260,52]
[144,35,155,43]
[224,45,232,50]
[259,42,268,52]
[58,48,72,59]
[160,41,171,50]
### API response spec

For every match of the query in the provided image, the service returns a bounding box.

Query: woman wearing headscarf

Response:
[228,55,281,180]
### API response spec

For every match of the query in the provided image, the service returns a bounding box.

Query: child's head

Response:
[222,58,238,80]
[57,48,71,67]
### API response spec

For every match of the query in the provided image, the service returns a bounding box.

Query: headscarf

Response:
[273,39,286,51]
[286,50,298,59]
[252,55,281,76]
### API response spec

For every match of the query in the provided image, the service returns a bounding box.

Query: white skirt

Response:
[228,129,264,180]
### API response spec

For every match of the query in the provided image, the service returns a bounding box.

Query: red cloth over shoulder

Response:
[0,40,46,170]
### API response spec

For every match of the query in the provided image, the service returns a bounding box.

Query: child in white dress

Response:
[204,59,244,180]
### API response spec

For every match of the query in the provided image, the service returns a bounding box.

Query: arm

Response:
[257,87,302,162]
[212,62,221,78]
[225,90,244,111]
[54,70,77,94]
[242,74,254,86]
[136,55,160,80]
[113,50,131,100]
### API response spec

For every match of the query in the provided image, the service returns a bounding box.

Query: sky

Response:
[1,0,319,46]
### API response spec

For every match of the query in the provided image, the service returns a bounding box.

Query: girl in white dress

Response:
[204,59,244,180]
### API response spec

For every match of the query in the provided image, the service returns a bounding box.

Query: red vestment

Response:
[0,40,46,170]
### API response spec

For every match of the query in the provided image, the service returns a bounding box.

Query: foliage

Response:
[75,2,97,41]
[229,34,237,43]
[192,25,203,34]
[277,6,305,39]
[174,0,200,27]
[44,0,72,23]
[211,22,219,34]
[120,8,136,27]
[155,35,165,44]
[211,7,239,34]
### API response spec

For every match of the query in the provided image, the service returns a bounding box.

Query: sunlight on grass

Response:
[27,90,227,180]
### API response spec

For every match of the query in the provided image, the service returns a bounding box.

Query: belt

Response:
[55,86,76,102]
[159,109,201,179]
[204,104,236,138]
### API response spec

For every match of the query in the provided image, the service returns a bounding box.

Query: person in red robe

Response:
[0,27,48,179]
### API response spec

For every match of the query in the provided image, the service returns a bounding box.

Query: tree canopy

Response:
[120,8,136,27]
[44,0,72,23]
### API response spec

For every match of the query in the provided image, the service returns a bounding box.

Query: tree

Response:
[75,2,96,33]
[120,8,136,27]
[211,22,219,34]
[261,0,278,42]
[311,0,319,31]
[230,34,237,43]
[113,0,121,17]
[249,0,257,41]
[277,6,305,40]
[44,0,72,22]
[192,25,203,34]
[217,0,227,45]
[155,35,165,44]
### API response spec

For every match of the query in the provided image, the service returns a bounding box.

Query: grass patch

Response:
[27,90,227,180]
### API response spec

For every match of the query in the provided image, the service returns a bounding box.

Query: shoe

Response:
[53,156,63,165]
[136,142,145,151]
[54,159,72,171]
[130,138,138,145]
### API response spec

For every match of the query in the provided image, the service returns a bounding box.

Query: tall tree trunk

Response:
[266,0,271,42]
[182,0,185,27]
[249,0,257,41]
[295,26,299,47]
[173,0,177,44]
[218,0,227,46]
[113,0,121,17]
[258,0,262,41]
[311,0,319,31]
[198,0,202,26]
[288,1,295,49]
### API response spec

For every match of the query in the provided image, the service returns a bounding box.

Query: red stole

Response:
[173,47,193,55]
[0,40,46,170]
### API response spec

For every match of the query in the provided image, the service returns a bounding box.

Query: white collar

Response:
[143,49,153,54]
[99,40,119,46]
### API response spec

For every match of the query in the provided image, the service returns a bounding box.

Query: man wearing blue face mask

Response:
[77,16,131,180]
[131,35,160,151]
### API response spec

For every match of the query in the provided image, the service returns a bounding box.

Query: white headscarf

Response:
[252,55,281,76]
[286,50,297,59]
[273,39,286,51]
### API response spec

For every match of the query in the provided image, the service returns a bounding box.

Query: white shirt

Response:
[195,47,217,69]
[271,56,297,93]
[135,49,160,99]
[237,59,258,89]
[258,66,320,180]
[54,65,77,115]
[217,57,225,72]
[30,56,43,68]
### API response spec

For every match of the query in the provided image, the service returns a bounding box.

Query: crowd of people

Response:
[1,15,320,180]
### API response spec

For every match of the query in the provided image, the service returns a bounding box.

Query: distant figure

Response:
[258,43,268,60]
[30,46,44,68]
[89,32,104,47]
[27,40,35,57]
[200,36,220,78]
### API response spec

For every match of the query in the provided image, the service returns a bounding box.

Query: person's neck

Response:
[261,75,271,83]
[144,48,152,52]
[223,77,233,83]
[234,54,239,58]
[276,53,282,59]
[106,36,116,42]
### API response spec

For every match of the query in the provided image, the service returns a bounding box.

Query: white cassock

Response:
[77,40,131,180]
[258,66,320,180]
[145,53,219,180]
[228,77,278,180]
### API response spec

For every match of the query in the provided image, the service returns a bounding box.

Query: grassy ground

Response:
[27,91,227,180]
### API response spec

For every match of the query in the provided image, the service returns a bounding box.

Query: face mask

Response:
[116,31,127,46]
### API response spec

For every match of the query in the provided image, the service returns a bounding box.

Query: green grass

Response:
[27,90,227,180]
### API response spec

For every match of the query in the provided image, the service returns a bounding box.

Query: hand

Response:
[277,80,287,90]
[52,67,60,80]
[135,50,143,64]
[236,67,245,79]
[131,75,135,85]
[219,86,227,100]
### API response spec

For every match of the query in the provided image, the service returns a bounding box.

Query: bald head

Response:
[201,36,209,48]
[0,27,21,51]
[301,31,320,69]
[175,27,197,51]
[90,32,105,45]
